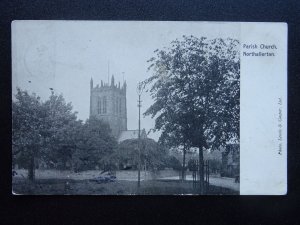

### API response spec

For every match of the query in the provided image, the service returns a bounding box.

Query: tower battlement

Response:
[91,76,127,92]
[90,75,127,137]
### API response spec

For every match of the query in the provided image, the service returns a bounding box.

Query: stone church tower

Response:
[89,76,127,137]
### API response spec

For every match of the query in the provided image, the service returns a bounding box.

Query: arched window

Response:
[113,98,116,114]
[97,97,101,114]
[103,96,107,114]
[119,98,122,114]
[115,98,119,114]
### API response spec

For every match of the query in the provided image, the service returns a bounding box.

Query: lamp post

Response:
[137,82,144,187]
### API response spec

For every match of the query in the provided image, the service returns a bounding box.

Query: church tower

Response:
[90,76,127,137]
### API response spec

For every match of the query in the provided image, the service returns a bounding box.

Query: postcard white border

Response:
[240,22,287,195]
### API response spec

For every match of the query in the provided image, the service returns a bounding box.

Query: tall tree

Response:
[13,89,82,179]
[42,93,79,169]
[12,88,46,181]
[72,116,118,172]
[143,36,240,193]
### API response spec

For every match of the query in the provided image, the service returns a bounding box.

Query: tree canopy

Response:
[12,89,118,179]
[72,116,118,172]
[117,138,167,171]
[143,35,240,192]
[12,88,47,179]
[143,35,240,150]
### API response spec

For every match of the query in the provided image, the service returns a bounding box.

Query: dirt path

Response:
[159,175,239,191]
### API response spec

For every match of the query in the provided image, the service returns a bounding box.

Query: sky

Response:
[12,21,240,141]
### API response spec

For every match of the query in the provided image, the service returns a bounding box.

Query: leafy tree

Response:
[12,89,85,179]
[143,36,240,193]
[118,138,167,171]
[12,89,118,177]
[41,93,79,169]
[12,88,47,180]
[116,139,137,169]
[72,116,118,172]
[141,138,168,170]
[165,155,182,171]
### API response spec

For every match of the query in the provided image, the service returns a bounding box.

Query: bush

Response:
[166,156,182,171]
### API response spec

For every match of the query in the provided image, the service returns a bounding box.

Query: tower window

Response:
[116,98,118,115]
[97,97,102,114]
[103,96,107,114]
[113,98,115,114]
[119,98,122,114]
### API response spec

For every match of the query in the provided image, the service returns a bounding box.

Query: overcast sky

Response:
[12,21,240,141]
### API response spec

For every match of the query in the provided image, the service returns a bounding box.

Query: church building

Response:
[90,76,146,142]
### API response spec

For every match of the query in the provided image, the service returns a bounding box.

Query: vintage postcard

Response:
[11,21,287,195]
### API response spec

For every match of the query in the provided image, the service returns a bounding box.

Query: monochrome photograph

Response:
[11,21,241,195]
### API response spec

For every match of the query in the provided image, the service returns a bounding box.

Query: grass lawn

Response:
[12,178,238,195]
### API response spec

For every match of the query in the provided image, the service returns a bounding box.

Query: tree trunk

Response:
[198,145,204,194]
[28,156,35,181]
[182,147,186,181]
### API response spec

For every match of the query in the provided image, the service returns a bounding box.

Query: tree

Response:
[42,93,79,169]
[158,123,191,180]
[166,155,182,171]
[13,89,83,179]
[143,36,240,193]
[118,138,167,171]
[12,89,118,178]
[12,88,46,181]
[141,138,168,170]
[72,116,118,172]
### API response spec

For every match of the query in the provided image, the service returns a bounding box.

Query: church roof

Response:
[118,129,147,143]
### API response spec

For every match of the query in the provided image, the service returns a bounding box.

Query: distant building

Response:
[90,76,146,141]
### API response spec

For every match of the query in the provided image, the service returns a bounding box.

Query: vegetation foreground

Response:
[12,178,238,195]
